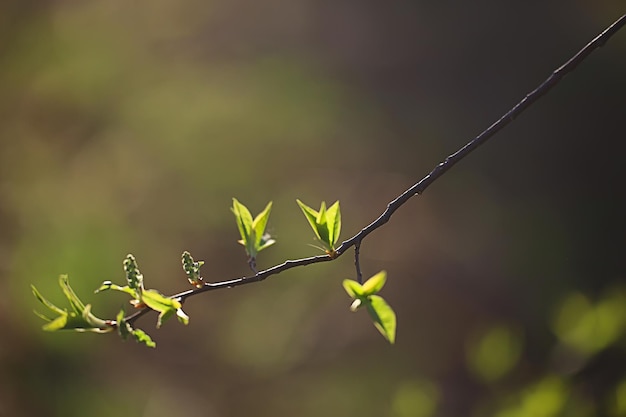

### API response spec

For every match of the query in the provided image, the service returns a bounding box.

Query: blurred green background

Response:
[1,1,626,416]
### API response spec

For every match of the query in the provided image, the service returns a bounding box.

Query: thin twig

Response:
[125,14,626,324]
[354,242,363,284]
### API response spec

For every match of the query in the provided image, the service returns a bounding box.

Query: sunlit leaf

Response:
[116,310,156,348]
[365,295,397,344]
[257,233,276,252]
[297,199,323,242]
[116,310,132,339]
[140,289,188,328]
[232,198,254,249]
[315,201,331,245]
[232,199,275,259]
[252,201,273,248]
[317,201,327,222]
[32,276,112,333]
[95,281,138,298]
[116,309,156,348]
[141,289,182,312]
[297,199,341,252]
[342,279,364,298]
[156,307,175,328]
[31,284,66,317]
[42,314,69,332]
[326,201,341,247]
[362,270,386,296]
[132,328,156,348]
[57,276,84,316]
[176,308,190,325]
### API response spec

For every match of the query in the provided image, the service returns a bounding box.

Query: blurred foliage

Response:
[1,1,625,416]
[391,378,440,417]
[552,287,626,355]
[466,324,523,383]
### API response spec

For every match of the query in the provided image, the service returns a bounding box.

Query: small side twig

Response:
[125,14,626,324]
[248,257,258,275]
[354,242,363,284]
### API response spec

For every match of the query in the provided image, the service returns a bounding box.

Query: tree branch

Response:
[126,13,626,325]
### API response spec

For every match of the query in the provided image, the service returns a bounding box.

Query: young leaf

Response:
[296,199,323,242]
[32,276,112,333]
[116,309,156,348]
[232,199,275,259]
[342,279,364,298]
[31,284,66,317]
[131,328,156,348]
[59,274,87,315]
[140,289,189,328]
[116,309,132,339]
[296,199,341,253]
[314,201,334,247]
[326,201,341,248]
[94,281,138,298]
[365,295,397,344]
[252,201,273,249]
[176,308,190,325]
[361,270,387,296]
[232,198,254,250]
[257,232,276,252]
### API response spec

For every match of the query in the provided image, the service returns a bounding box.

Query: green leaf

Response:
[116,309,156,348]
[140,289,189,328]
[131,328,156,348]
[42,314,69,331]
[176,308,190,325]
[326,201,341,247]
[59,274,86,315]
[116,309,132,339]
[94,281,138,298]
[316,201,327,224]
[232,199,275,258]
[342,279,364,298]
[232,198,254,249]
[257,233,276,252]
[31,284,66,317]
[365,295,397,344]
[297,199,341,252]
[141,289,182,312]
[297,199,323,242]
[32,276,112,333]
[252,201,273,249]
[361,270,386,296]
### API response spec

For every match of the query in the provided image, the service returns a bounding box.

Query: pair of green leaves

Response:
[96,254,190,330]
[232,198,342,258]
[232,199,275,264]
[343,271,396,344]
[297,199,341,255]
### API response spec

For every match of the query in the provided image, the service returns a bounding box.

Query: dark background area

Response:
[1,1,625,416]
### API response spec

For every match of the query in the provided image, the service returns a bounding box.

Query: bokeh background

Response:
[1,1,625,416]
